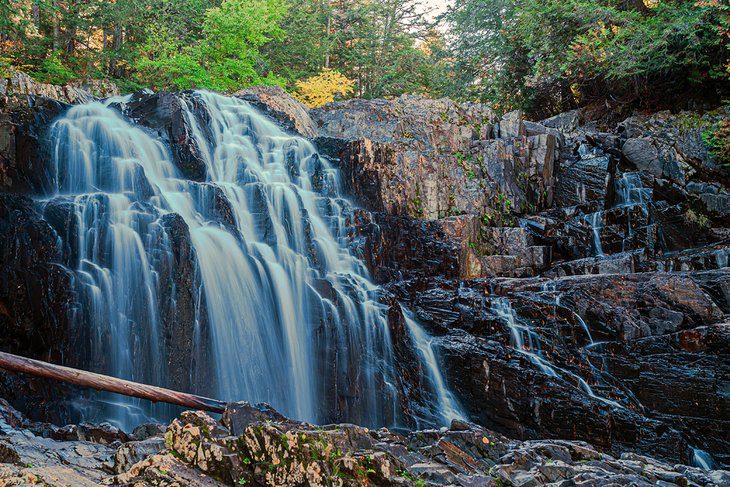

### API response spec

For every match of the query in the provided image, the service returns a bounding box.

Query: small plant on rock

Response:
[703,117,730,167]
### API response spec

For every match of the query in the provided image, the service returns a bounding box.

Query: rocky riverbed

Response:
[2,398,729,486]
[0,71,729,484]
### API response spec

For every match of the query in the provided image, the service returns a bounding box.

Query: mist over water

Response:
[46,91,459,430]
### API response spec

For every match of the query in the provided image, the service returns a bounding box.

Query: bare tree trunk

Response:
[324,1,332,69]
[110,24,123,76]
[52,0,60,52]
[0,351,228,414]
[32,1,41,29]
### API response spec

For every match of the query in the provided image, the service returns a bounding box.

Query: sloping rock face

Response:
[2,400,728,486]
[312,99,556,219]
[235,85,318,139]
[1,68,119,104]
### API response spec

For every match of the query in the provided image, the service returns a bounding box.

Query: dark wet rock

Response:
[52,422,130,444]
[0,95,67,194]
[156,212,215,396]
[122,90,208,180]
[353,212,480,283]
[403,272,729,467]
[131,422,166,441]
[554,154,614,207]
[0,194,76,365]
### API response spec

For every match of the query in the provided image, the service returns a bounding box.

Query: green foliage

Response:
[134,0,287,91]
[703,118,730,166]
[33,51,77,84]
[1,0,445,100]
[445,0,730,116]
[0,57,12,78]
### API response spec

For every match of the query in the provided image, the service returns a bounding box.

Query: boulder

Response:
[122,90,208,180]
[622,137,687,184]
[0,68,118,104]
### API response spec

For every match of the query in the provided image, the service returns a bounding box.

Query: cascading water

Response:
[584,211,605,257]
[46,91,458,430]
[491,295,623,408]
[691,448,714,470]
[491,297,558,378]
[403,311,465,425]
[615,172,651,207]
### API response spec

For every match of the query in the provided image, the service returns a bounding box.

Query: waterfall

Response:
[691,447,714,470]
[615,172,651,207]
[492,297,558,377]
[46,91,455,430]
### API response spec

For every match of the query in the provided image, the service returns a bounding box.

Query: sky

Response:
[422,0,452,21]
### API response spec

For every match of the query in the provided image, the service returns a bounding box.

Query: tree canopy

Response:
[444,0,729,115]
[1,0,727,116]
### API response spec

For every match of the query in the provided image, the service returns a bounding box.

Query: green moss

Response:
[684,208,710,229]
[702,117,730,166]
[411,186,424,217]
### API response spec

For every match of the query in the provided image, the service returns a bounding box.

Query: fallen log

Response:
[0,351,227,413]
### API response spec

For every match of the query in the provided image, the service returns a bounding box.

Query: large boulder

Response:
[0,95,67,194]
[622,137,688,184]
[121,90,209,181]
[235,85,317,138]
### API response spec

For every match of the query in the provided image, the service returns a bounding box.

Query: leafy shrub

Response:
[703,118,730,166]
[33,52,77,85]
[134,0,287,92]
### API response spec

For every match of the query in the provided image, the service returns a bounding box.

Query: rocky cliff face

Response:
[0,77,728,485]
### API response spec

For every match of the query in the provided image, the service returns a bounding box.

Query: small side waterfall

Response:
[404,312,465,425]
[491,295,623,408]
[584,211,605,257]
[46,91,459,430]
[691,447,714,470]
[615,172,651,207]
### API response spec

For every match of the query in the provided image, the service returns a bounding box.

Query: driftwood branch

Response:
[0,351,227,414]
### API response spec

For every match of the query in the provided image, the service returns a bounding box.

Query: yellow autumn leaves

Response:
[294,68,355,108]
